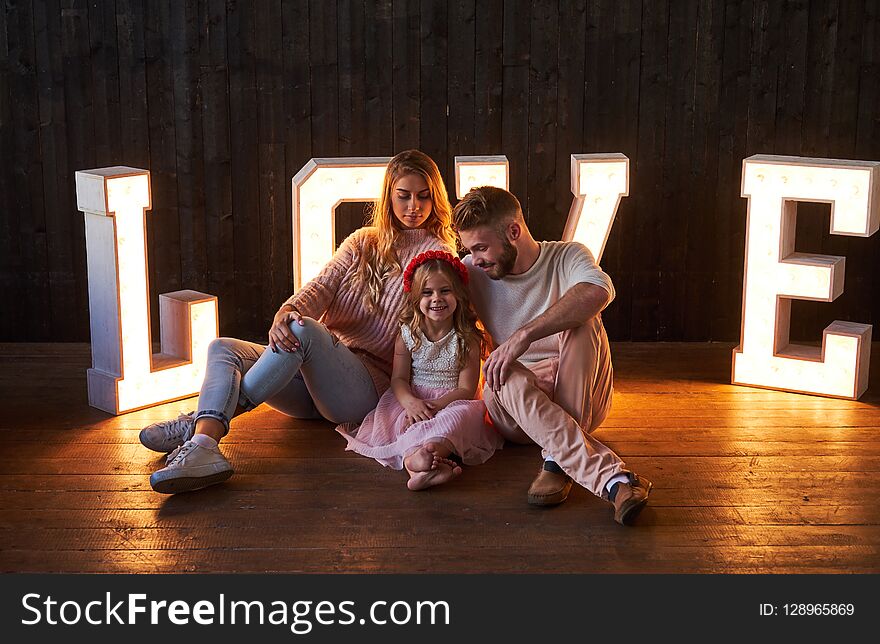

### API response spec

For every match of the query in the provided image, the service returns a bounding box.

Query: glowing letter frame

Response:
[455,155,510,198]
[76,167,219,414]
[292,158,391,290]
[562,153,629,262]
[733,154,880,400]
[292,154,628,289]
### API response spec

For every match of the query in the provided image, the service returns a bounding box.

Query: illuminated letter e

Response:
[733,155,880,399]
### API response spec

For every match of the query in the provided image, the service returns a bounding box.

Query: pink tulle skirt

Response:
[336,384,503,470]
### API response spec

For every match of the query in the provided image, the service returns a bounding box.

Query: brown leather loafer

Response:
[527,462,572,506]
[610,473,653,525]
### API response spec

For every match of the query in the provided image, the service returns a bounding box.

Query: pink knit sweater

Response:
[284,227,454,394]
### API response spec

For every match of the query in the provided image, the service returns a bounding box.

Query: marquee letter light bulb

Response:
[292,157,391,290]
[76,167,219,414]
[454,156,509,198]
[733,155,880,399]
[562,153,629,263]
[291,154,624,288]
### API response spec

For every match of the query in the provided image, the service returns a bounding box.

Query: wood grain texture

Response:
[144,0,182,339]
[3,1,880,343]
[501,0,530,213]
[227,0,262,338]
[201,0,235,328]
[0,342,878,573]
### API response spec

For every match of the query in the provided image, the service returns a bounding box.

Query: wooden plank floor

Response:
[1,342,879,574]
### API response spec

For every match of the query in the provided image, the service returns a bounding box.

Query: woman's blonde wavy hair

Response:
[399,259,489,371]
[357,150,456,311]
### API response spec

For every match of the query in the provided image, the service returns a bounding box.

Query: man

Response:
[453,186,652,525]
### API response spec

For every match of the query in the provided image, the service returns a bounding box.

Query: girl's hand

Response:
[425,399,447,413]
[269,305,305,353]
[403,397,435,426]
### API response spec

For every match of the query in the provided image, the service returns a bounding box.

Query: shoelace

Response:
[165,414,193,439]
[165,442,196,466]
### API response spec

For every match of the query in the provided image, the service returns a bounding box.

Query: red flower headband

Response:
[403,250,469,292]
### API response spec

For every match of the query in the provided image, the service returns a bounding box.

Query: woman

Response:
[142,150,457,494]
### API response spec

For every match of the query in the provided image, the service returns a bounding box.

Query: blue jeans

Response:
[194,317,380,432]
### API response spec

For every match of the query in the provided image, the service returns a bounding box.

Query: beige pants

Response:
[482,315,626,498]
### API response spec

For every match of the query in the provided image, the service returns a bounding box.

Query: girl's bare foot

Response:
[403,446,436,473]
[432,454,458,468]
[404,442,461,490]
[406,461,461,490]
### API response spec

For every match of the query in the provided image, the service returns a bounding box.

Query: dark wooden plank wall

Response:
[2,0,880,342]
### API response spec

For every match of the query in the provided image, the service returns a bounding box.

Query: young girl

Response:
[337,250,503,490]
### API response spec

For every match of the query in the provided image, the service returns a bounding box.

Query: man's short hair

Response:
[453,186,523,234]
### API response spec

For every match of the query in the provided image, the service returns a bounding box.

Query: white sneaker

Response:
[139,412,196,452]
[149,439,233,494]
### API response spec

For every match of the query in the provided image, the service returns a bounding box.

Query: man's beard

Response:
[487,239,518,280]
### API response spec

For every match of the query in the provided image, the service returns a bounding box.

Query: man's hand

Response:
[481,282,609,390]
[268,305,305,353]
[483,328,531,391]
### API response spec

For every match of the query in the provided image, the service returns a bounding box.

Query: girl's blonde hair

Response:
[357,150,456,311]
[399,259,488,370]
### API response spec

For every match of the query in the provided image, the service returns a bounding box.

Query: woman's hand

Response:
[402,397,435,426]
[268,305,305,353]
